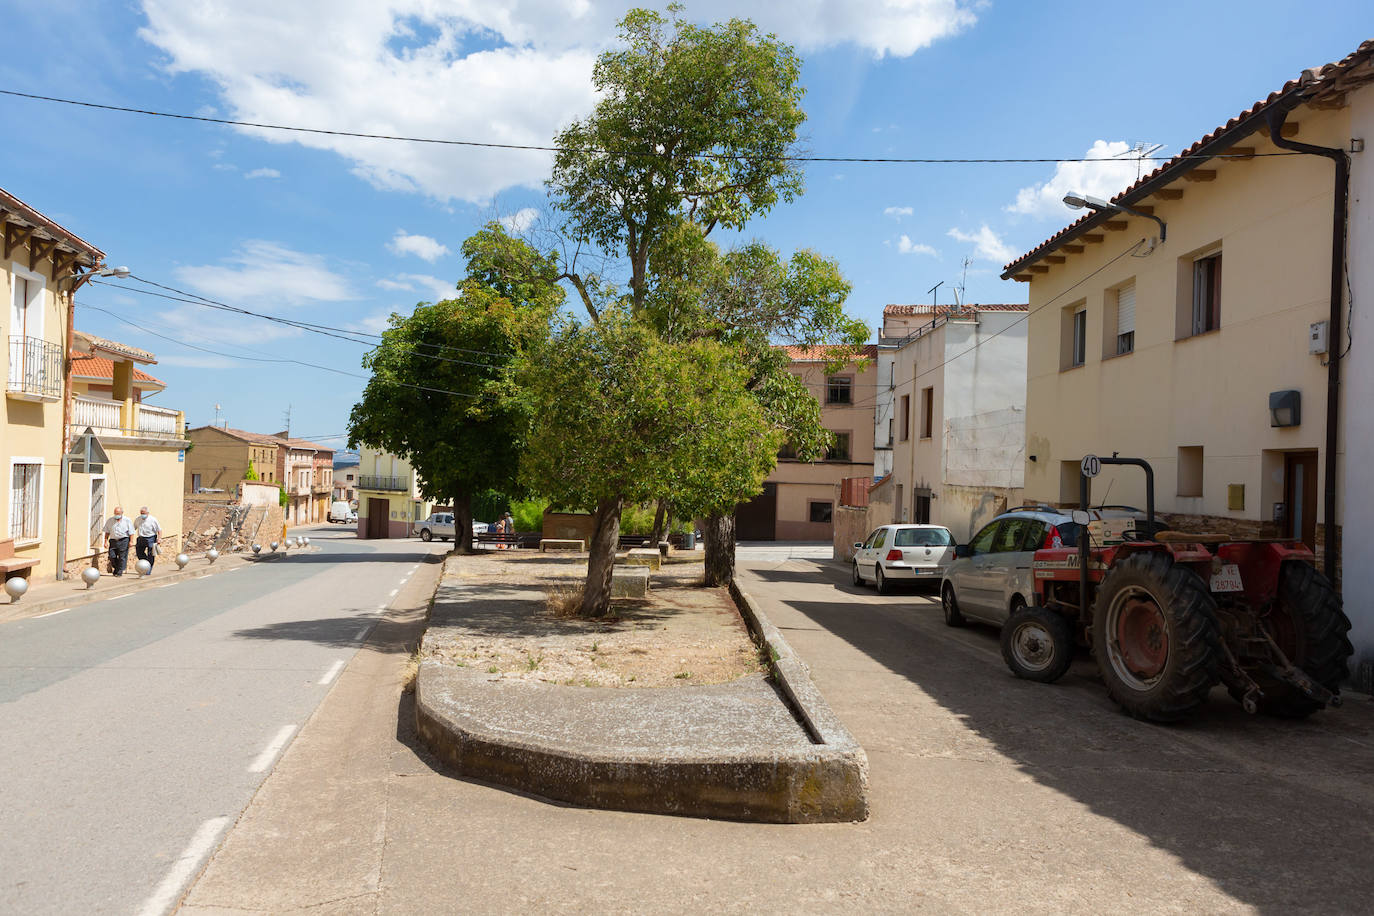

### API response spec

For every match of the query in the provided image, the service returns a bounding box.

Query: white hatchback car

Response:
[852,524,956,594]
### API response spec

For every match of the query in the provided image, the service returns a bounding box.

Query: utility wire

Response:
[0,88,1302,164]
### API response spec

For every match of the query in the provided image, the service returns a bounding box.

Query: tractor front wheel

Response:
[1092,552,1221,723]
[1001,605,1075,683]
[1245,561,1353,718]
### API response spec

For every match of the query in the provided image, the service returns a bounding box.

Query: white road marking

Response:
[388,588,399,598]
[318,660,345,685]
[34,608,71,619]
[247,724,297,773]
[107,594,130,601]
[355,625,372,640]
[136,815,230,916]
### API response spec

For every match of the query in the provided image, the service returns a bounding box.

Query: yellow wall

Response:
[184,428,279,491]
[65,440,187,564]
[1019,103,1346,526]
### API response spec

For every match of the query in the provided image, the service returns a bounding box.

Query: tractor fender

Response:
[1216,541,1315,607]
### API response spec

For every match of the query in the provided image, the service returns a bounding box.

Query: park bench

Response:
[475,531,541,549]
[539,538,584,552]
[0,538,39,582]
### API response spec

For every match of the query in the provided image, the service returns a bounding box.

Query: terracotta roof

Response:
[74,330,155,364]
[778,344,878,361]
[280,437,335,454]
[189,425,284,446]
[69,352,164,388]
[884,303,1028,316]
[1001,38,1374,279]
[0,185,106,262]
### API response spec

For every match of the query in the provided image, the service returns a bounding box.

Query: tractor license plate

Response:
[1210,564,1244,592]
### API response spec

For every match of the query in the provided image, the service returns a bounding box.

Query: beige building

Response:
[272,434,333,525]
[355,446,432,538]
[185,426,281,492]
[882,304,1028,542]
[1000,43,1372,669]
[4,187,107,581]
[736,346,876,541]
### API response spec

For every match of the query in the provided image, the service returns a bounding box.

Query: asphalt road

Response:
[0,524,448,915]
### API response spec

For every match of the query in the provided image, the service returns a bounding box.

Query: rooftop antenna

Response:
[927,280,943,311]
[1119,140,1165,181]
[282,403,292,438]
[213,402,223,428]
[956,257,972,311]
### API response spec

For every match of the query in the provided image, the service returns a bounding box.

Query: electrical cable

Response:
[0,88,1304,165]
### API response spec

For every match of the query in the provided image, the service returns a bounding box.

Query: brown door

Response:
[1283,451,1318,548]
[735,483,777,541]
[367,498,389,539]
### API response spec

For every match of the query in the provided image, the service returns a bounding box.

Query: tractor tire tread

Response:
[1253,562,1353,718]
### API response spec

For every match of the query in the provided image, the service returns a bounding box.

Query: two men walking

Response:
[102,506,160,577]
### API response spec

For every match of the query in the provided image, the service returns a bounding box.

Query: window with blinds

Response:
[1116,282,1136,354]
[10,462,41,541]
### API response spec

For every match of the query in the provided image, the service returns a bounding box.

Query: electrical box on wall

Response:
[1310,320,1329,354]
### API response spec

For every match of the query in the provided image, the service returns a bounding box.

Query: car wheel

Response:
[1001,605,1074,683]
[420,529,433,542]
[852,561,864,586]
[942,582,966,627]
[875,565,892,595]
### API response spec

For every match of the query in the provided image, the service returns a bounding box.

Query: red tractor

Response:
[1006,455,1352,723]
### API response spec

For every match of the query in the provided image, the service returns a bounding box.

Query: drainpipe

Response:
[1267,109,1347,583]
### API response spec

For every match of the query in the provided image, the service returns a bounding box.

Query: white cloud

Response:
[498,207,540,234]
[387,230,450,262]
[946,225,1016,263]
[376,273,453,302]
[897,235,937,256]
[1007,140,1159,219]
[173,240,357,306]
[244,167,281,179]
[884,206,913,219]
[348,309,398,335]
[139,1,978,202]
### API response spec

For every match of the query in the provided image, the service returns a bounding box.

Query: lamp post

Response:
[1063,193,1167,242]
[55,264,131,580]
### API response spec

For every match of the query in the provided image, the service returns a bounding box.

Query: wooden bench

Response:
[539,538,585,552]
[0,538,40,581]
[475,532,541,549]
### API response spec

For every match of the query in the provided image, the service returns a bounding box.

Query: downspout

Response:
[55,271,79,580]
[1267,109,1348,583]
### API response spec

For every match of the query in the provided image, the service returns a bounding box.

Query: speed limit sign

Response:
[1081,454,1101,478]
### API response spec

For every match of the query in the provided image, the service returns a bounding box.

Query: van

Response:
[329,500,353,523]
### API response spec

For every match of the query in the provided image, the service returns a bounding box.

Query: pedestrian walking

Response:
[135,506,162,571]
[103,506,134,577]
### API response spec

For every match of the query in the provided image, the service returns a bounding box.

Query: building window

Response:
[887,418,893,445]
[192,473,202,491]
[1061,300,1087,370]
[1178,446,1204,498]
[809,501,833,524]
[1115,281,1135,355]
[920,387,934,439]
[915,491,931,524]
[1192,253,1222,335]
[900,395,911,440]
[826,432,851,462]
[826,376,852,405]
[778,442,797,460]
[9,461,42,541]
[1072,309,1087,366]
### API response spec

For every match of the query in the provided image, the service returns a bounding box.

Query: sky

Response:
[4,1,1372,449]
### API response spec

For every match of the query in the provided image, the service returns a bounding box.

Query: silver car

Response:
[852,524,956,594]
[415,512,456,542]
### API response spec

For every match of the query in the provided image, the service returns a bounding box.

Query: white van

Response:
[329,500,354,523]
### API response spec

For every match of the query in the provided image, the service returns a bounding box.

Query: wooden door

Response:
[735,483,777,541]
[367,498,389,539]
[1283,451,1318,548]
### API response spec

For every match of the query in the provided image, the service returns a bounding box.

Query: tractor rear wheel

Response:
[1092,551,1221,722]
[1245,562,1353,718]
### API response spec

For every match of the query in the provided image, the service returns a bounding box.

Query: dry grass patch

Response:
[546,584,585,618]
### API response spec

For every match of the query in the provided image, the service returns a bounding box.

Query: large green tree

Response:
[348,226,560,550]
[520,312,779,616]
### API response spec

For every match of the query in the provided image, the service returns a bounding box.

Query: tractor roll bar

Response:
[1078,457,1156,620]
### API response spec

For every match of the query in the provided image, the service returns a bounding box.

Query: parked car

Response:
[851,524,956,594]
[472,520,489,537]
[939,505,1152,629]
[329,500,354,524]
[415,512,456,541]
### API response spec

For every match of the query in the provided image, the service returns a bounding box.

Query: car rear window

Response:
[893,528,952,547]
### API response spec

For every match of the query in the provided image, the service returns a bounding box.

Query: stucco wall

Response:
[543,511,597,543]
[832,505,871,561]
[63,439,187,565]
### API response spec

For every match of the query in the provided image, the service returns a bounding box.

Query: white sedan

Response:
[852,524,957,594]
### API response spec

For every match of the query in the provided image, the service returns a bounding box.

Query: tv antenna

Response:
[282,403,292,437]
[927,280,943,310]
[213,402,223,428]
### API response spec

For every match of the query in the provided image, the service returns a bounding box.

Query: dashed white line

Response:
[136,815,229,916]
[318,659,345,685]
[34,608,71,619]
[247,724,297,773]
[388,588,399,598]
[355,625,372,641]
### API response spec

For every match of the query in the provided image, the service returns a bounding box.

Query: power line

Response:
[0,88,1302,165]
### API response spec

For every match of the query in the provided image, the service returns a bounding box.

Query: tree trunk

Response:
[453,490,475,553]
[581,495,623,617]
[703,511,736,587]
[650,498,668,544]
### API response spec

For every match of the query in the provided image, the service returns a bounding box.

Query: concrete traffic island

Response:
[414,554,868,823]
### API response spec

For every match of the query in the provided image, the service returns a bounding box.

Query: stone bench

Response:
[0,538,39,582]
[610,567,649,598]
[622,548,662,570]
[539,538,585,552]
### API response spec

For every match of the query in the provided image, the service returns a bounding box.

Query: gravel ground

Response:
[426,551,763,688]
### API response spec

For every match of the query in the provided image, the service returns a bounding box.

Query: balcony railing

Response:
[136,403,181,437]
[359,474,408,492]
[7,336,63,401]
[72,396,184,439]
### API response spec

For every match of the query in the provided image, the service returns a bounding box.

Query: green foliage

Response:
[548,6,806,314]
[244,461,259,481]
[471,489,507,526]
[278,486,288,508]
[348,225,561,515]
[509,497,548,532]
[520,313,781,519]
[619,504,691,535]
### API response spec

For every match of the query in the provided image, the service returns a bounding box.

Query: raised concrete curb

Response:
[413,559,869,823]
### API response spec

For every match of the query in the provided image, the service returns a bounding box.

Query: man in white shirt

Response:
[103,507,135,576]
[135,506,162,571]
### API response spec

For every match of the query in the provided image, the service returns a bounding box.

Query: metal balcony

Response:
[7,336,63,401]
[359,474,408,492]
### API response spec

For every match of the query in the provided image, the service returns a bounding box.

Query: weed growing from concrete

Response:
[546,584,585,617]
[674,671,692,679]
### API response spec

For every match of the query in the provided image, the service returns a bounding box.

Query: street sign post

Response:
[1081,454,1101,479]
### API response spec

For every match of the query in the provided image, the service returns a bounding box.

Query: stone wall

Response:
[543,511,597,543]
[832,506,870,561]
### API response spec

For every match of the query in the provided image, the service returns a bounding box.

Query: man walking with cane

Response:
[103,506,134,577]
[135,506,161,571]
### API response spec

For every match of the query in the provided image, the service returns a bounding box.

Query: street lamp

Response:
[1063,192,1166,242]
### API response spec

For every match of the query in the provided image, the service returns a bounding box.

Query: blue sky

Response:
[4,1,1371,448]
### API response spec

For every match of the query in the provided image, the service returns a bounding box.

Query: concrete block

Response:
[610,567,649,597]
[623,548,661,570]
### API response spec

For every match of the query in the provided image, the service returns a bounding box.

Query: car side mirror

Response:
[1071,509,1091,526]
[853,542,864,549]
[955,544,972,559]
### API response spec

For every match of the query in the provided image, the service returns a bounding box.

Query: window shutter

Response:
[1117,283,1135,335]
